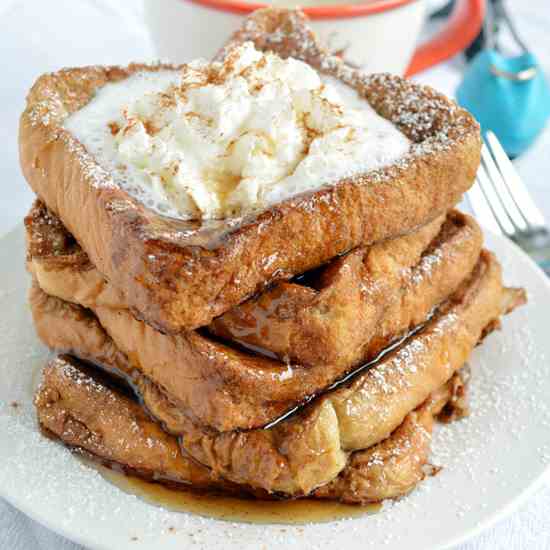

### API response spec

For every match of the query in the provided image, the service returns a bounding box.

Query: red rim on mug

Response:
[185,0,416,18]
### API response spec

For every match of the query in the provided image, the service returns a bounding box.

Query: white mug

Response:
[144,0,484,76]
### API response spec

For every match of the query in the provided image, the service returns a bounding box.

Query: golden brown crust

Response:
[36,354,468,504]
[210,211,483,367]
[312,380,461,504]
[178,253,508,494]
[27,202,482,431]
[29,252,522,494]
[35,356,229,491]
[19,8,481,333]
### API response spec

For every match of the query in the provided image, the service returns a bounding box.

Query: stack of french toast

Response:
[21,9,525,505]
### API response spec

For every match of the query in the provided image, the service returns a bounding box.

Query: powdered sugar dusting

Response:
[1,226,550,550]
[62,131,118,190]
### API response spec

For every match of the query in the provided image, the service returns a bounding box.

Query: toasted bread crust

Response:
[313,381,458,504]
[210,210,483,367]
[20,9,481,332]
[35,356,231,492]
[30,252,524,494]
[27,202,482,431]
[178,253,510,494]
[36,354,467,503]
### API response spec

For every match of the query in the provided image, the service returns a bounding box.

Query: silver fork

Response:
[467,131,550,276]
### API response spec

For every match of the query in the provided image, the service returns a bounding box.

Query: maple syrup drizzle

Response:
[89,461,380,524]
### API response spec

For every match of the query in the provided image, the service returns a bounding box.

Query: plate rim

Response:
[2,223,550,550]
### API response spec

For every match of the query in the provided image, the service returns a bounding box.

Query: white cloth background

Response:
[0,1,549,548]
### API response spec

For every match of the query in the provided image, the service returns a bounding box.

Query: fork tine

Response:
[481,143,528,232]
[467,180,503,235]
[476,164,516,235]
[485,131,546,229]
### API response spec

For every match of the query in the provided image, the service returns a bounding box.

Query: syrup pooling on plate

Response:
[94,462,380,525]
[64,43,410,221]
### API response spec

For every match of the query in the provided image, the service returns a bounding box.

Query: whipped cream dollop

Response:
[65,43,410,220]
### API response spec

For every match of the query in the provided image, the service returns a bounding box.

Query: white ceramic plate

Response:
[1,225,549,550]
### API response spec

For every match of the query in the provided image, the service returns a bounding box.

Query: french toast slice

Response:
[29,253,525,494]
[36,354,469,504]
[20,8,481,333]
[35,355,230,493]
[27,201,482,431]
[210,209,482,367]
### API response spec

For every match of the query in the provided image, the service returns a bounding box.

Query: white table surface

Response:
[0,1,549,549]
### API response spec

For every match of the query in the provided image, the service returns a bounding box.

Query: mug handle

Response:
[405,0,485,76]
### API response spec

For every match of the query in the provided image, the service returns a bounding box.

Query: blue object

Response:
[457,49,550,157]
